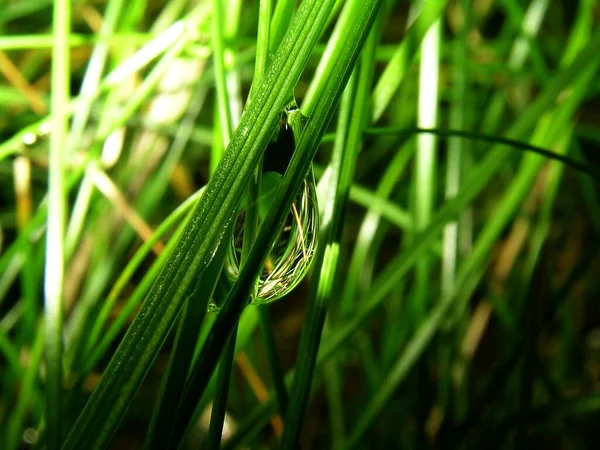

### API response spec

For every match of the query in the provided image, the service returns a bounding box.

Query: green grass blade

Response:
[61,1,339,447]
[412,17,441,321]
[44,0,70,445]
[143,220,233,449]
[206,0,243,443]
[364,127,600,181]
[281,3,381,445]
[206,323,238,449]
[371,0,447,121]
[169,1,381,444]
[269,0,295,53]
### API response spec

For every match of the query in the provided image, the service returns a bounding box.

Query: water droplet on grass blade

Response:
[225,173,319,304]
[224,103,319,304]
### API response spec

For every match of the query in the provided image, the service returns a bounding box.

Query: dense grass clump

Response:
[1,0,599,448]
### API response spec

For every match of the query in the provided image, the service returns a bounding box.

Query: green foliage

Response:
[1,0,599,449]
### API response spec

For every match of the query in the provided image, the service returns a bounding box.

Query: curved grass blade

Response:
[365,127,600,181]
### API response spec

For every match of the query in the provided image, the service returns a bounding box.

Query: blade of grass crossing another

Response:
[281,5,381,446]
[371,0,447,122]
[252,0,290,422]
[62,1,340,448]
[168,0,382,445]
[220,19,600,450]
[143,217,233,449]
[67,0,126,156]
[412,17,441,319]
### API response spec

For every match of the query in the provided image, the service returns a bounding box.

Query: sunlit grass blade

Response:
[371,0,447,121]
[44,0,70,445]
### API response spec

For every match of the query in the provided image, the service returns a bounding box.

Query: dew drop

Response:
[223,100,318,303]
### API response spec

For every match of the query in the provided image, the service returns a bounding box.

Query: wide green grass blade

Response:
[167,0,382,444]
[143,219,232,449]
[206,0,242,444]
[61,1,340,447]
